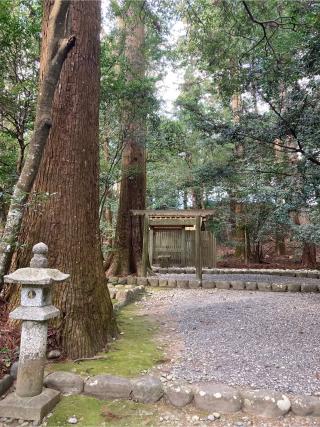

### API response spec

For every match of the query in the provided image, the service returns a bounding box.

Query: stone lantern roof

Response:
[4,267,69,286]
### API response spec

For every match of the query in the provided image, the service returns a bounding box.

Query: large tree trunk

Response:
[106,2,146,276]
[6,0,115,359]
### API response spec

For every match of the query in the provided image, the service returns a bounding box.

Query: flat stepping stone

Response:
[194,383,242,413]
[241,389,291,417]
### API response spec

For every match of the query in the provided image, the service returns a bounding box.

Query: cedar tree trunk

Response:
[6,0,115,358]
[106,2,146,276]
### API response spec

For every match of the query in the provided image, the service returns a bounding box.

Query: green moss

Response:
[47,305,162,377]
[47,395,158,427]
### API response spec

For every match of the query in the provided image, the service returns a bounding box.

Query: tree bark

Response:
[0,0,75,287]
[275,234,286,256]
[0,187,6,234]
[102,127,114,249]
[106,1,146,276]
[6,0,115,358]
[291,209,317,268]
[230,92,246,260]
[301,242,317,268]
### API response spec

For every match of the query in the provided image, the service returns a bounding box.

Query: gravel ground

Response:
[160,273,320,285]
[139,288,320,395]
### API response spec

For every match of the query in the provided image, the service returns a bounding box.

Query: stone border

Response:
[0,375,13,398]
[107,276,320,294]
[35,372,320,419]
[151,267,320,279]
[107,283,145,312]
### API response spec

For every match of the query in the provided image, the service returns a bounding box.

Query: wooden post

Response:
[213,234,217,268]
[195,216,202,283]
[181,228,186,267]
[141,214,149,277]
[149,228,153,266]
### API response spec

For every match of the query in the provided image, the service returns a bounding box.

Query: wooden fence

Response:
[150,229,217,268]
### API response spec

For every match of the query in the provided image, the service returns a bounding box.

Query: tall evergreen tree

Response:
[6,0,115,358]
[106,0,147,276]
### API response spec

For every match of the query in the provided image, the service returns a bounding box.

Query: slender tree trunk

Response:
[250,240,263,263]
[0,187,6,234]
[0,0,75,287]
[230,93,246,260]
[103,133,114,249]
[183,190,188,209]
[106,2,146,276]
[275,234,286,256]
[191,188,202,209]
[6,0,115,359]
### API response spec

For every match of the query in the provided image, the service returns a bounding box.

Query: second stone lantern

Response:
[0,242,69,423]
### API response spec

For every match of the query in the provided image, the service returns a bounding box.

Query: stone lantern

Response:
[0,243,69,423]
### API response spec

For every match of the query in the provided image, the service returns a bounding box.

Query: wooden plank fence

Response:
[151,229,217,268]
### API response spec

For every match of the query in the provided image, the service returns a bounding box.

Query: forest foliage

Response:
[1,0,320,267]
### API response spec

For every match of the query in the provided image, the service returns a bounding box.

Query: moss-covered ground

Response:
[47,395,159,427]
[47,305,163,377]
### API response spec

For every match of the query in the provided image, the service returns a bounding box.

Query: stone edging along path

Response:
[107,275,320,294]
[153,267,320,278]
[36,371,320,419]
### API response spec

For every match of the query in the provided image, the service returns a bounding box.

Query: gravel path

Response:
[160,273,320,285]
[139,288,320,395]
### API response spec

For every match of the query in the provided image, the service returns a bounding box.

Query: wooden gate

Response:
[151,229,216,268]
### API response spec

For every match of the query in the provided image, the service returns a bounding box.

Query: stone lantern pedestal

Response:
[0,243,69,423]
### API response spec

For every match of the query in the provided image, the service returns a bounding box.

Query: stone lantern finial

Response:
[30,242,48,268]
